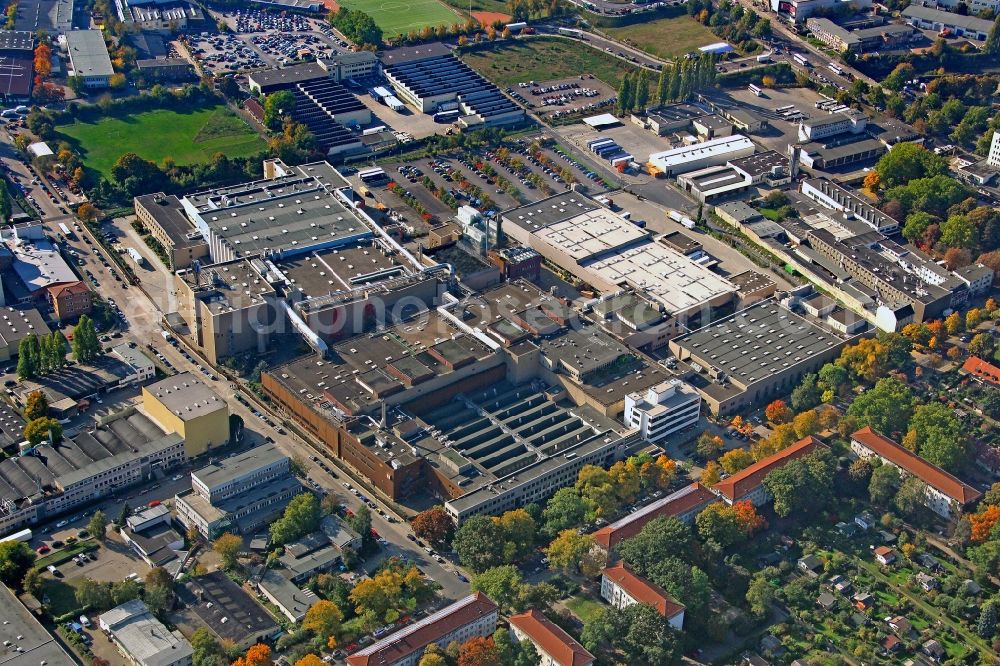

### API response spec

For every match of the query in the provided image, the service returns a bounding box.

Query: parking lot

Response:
[506,75,616,121]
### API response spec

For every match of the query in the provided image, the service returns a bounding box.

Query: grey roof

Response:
[144,372,225,420]
[65,30,114,78]
[902,4,993,33]
[278,542,341,580]
[0,31,34,51]
[257,569,317,620]
[0,307,50,352]
[180,571,279,644]
[192,443,288,490]
[248,62,326,92]
[0,583,76,666]
[7,238,78,295]
[715,200,763,223]
[134,193,202,249]
[100,599,193,666]
[111,343,155,372]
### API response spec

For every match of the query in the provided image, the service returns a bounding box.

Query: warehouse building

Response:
[100,600,193,666]
[116,0,205,32]
[142,372,229,458]
[647,135,755,177]
[806,17,916,52]
[801,178,898,233]
[668,297,864,415]
[179,571,280,650]
[0,31,35,102]
[0,582,75,666]
[381,43,524,127]
[64,30,114,88]
[901,5,993,40]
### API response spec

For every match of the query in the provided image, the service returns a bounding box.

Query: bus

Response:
[433,109,460,123]
[774,104,795,113]
[0,528,32,544]
[58,222,73,239]
[558,27,583,38]
[792,53,810,67]
[828,62,843,76]
[358,167,389,186]
[748,84,763,96]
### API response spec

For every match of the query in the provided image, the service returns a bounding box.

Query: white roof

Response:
[583,113,619,128]
[648,134,754,169]
[27,142,53,157]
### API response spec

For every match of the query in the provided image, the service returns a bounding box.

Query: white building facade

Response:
[623,380,701,442]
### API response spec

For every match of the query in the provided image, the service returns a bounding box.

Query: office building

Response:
[0,583,75,666]
[668,298,863,415]
[121,504,185,569]
[174,442,300,538]
[901,5,993,40]
[99,599,193,666]
[64,30,114,88]
[135,58,196,81]
[712,436,825,505]
[771,0,871,22]
[601,562,685,629]
[798,110,867,142]
[592,482,715,558]
[647,135,755,177]
[508,609,595,666]
[988,131,1000,169]
[46,280,92,322]
[347,593,499,666]
[806,17,916,52]
[318,51,378,82]
[142,372,229,458]
[179,572,280,650]
[622,379,701,443]
[133,193,210,270]
[850,428,981,517]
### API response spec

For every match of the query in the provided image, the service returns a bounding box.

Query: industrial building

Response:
[798,110,868,142]
[0,583,76,666]
[318,51,378,82]
[668,297,865,415]
[64,30,114,88]
[771,0,871,22]
[115,0,205,31]
[347,593,499,666]
[647,134,755,177]
[806,17,916,52]
[0,31,35,102]
[179,571,280,650]
[0,307,50,363]
[0,409,185,537]
[175,442,300,538]
[99,600,193,666]
[381,43,524,127]
[133,193,210,270]
[135,57,196,81]
[901,5,993,40]
[502,192,736,329]
[622,379,701,443]
[2,223,79,303]
[141,372,229,458]
[801,178,898,233]
[120,504,185,570]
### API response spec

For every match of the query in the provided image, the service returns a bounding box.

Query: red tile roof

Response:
[508,609,594,666]
[602,562,685,619]
[346,593,497,666]
[47,280,90,298]
[851,427,982,505]
[962,356,1000,387]
[592,482,716,551]
[712,436,824,502]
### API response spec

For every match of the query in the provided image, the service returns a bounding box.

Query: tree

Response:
[792,409,821,439]
[719,448,754,475]
[847,377,914,437]
[762,449,836,517]
[75,578,113,610]
[453,515,507,573]
[869,463,901,506]
[191,628,225,666]
[906,402,966,471]
[883,62,915,92]
[471,565,531,614]
[969,505,1000,542]
[894,477,928,517]
[542,487,588,534]
[617,516,692,573]
[700,460,722,486]
[0,541,35,590]
[977,600,998,638]
[986,15,1000,54]
[213,533,243,570]
[231,644,272,666]
[581,602,683,666]
[695,431,723,460]
[16,337,36,379]
[24,391,49,421]
[746,573,775,620]
[72,315,100,363]
[617,73,635,114]
[791,374,822,412]
[695,500,765,550]
[874,142,948,189]
[969,332,995,358]
[494,508,536,563]
[270,493,321,546]
[576,465,619,520]
[24,417,62,445]
[411,507,454,547]
[294,657,323,666]
[417,654,447,666]
[544,530,600,576]
[458,636,499,666]
[263,90,296,130]
[110,153,165,196]
[303,599,343,639]
[764,399,792,424]
[88,510,108,542]
[108,73,127,89]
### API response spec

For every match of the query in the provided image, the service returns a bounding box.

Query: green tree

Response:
[968,332,995,358]
[23,391,48,421]
[471,565,524,612]
[762,448,837,517]
[0,541,35,590]
[617,74,635,114]
[72,315,100,363]
[263,90,296,131]
[894,477,928,517]
[75,577,113,610]
[270,493,321,546]
[906,402,966,471]
[847,377,914,437]
[634,70,650,111]
[617,516,693,572]
[874,142,948,189]
[453,515,507,573]
[16,336,36,379]
[978,600,998,638]
[869,463,901,506]
[745,573,774,620]
[790,373,822,411]
[213,532,243,569]
[24,417,62,445]
[984,15,1000,54]
[0,180,10,224]
[541,487,588,535]
[88,510,108,542]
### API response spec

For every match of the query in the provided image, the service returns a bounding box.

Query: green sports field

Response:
[335,0,462,36]
[56,104,265,179]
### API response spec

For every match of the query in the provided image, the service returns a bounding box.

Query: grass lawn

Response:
[40,577,85,618]
[602,15,719,61]
[461,37,641,90]
[335,0,461,35]
[441,0,507,13]
[35,540,98,569]
[565,596,605,624]
[57,104,265,181]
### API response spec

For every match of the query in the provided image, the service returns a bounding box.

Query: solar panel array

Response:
[290,78,362,152]
[386,54,522,122]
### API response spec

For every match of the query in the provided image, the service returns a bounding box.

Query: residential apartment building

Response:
[712,436,825,506]
[347,593,499,666]
[601,562,686,629]
[962,356,1000,387]
[508,609,595,666]
[141,372,230,458]
[46,281,91,322]
[99,600,193,666]
[850,427,981,517]
[989,131,1000,169]
[623,380,701,443]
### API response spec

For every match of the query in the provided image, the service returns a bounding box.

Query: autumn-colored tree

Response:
[761,75,776,87]
[77,202,99,222]
[817,404,839,430]
[764,399,792,424]
[647,454,677,489]
[700,460,722,486]
[294,656,323,666]
[457,636,499,666]
[945,311,965,336]
[411,507,454,547]
[792,409,820,438]
[719,448,755,475]
[751,423,798,460]
[863,170,881,191]
[608,458,642,502]
[731,499,767,534]
[34,43,51,80]
[966,307,986,330]
[695,431,724,460]
[544,530,601,577]
[970,505,1000,543]
[231,644,271,666]
[213,533,243,570]
[302,600,343,639]
[24,390,49,421]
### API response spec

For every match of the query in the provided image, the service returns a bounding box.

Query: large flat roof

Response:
[144,372,225,420]
[192,442,287,490]
[180,571,280,644]
[274,240,410,298]
[7,239,78,295]
[65,29,114,78]
[134,193,203,250]
[649,134,754,168]
[178,258,277,315]
[0,307,50,351]
[0,583,75,666]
